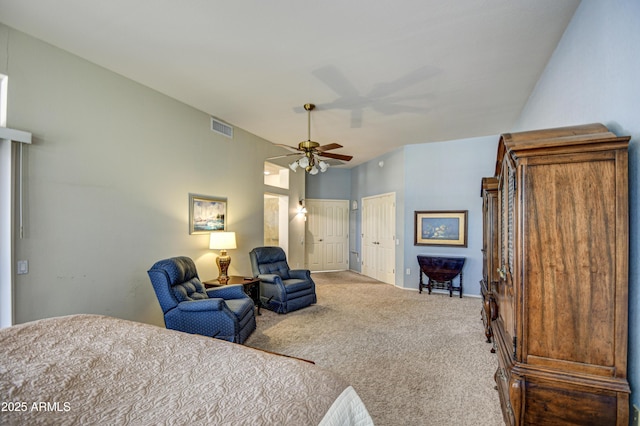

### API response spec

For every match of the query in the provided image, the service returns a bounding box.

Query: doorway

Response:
[263,193,289,255]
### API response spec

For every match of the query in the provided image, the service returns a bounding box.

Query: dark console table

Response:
[417,255,465,297]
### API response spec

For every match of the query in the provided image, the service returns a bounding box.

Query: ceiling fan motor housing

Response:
[299,140,320,150]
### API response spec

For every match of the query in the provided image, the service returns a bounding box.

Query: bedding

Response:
[0,314,372,425]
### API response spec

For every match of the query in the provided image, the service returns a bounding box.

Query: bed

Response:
[0,314,372,425]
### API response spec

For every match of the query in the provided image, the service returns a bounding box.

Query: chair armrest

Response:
[289,269,311,280]
[177,299,224,312]
[206,284,246,299]
[257,273,283,284]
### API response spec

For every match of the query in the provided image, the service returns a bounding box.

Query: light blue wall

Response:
[512,0,640,411]
[350,149,405,278]
[403,136,497,295]
[336,135,496,294]
[305,167,351,200]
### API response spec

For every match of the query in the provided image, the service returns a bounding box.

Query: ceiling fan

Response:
[268,103,353,174]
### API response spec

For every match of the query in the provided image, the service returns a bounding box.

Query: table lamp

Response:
[209,231,237,283]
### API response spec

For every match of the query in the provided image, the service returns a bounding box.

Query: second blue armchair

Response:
[249,247,317,314]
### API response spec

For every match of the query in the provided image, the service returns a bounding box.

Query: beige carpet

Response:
[245,271,504,426]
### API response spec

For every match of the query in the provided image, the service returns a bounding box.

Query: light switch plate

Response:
[17,260,28,275]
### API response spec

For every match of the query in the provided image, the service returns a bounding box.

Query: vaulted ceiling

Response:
[0,0,581,167]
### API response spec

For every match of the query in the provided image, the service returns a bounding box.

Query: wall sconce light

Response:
[297,200,308,220]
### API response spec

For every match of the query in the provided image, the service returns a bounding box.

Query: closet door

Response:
[361,193,396,284]
[305,199,349,271]
[361,196,378,279]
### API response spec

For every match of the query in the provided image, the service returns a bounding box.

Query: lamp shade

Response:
[209,232,237,250]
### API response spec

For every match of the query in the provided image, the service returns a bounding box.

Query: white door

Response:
[361,196,378,279]
[361,193,396,284]
[305,199,349,271]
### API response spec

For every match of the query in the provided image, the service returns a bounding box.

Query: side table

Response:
[203,276,262,315]
[417,255,465,297]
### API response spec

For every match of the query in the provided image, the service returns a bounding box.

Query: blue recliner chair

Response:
[249,247,317,314]
[147,256,256,344]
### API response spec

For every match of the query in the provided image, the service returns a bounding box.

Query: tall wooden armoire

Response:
[489,123,630,425]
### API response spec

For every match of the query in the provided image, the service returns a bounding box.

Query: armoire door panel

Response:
[524,160,616,366]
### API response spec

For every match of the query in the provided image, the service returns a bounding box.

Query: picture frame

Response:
[414,210,468,247]
[189,194,227,234]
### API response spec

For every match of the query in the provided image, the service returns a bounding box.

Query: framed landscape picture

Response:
[414,210,468,247]
[189,194,227,234]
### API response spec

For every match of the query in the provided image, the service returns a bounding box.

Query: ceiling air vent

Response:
[210,117,233,139]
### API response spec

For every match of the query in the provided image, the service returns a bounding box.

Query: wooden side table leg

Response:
[254,287,262,316]
[245,282,262,315]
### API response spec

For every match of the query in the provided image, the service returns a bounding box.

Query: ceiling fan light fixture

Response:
[267,103,352,174]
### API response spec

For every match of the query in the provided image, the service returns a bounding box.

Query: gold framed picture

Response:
[414,210,468,247]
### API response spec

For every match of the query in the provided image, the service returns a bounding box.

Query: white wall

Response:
[0,24,304,326]
[513,0,640,410]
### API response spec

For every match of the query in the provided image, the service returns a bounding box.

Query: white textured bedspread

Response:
[0,314,372,425]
